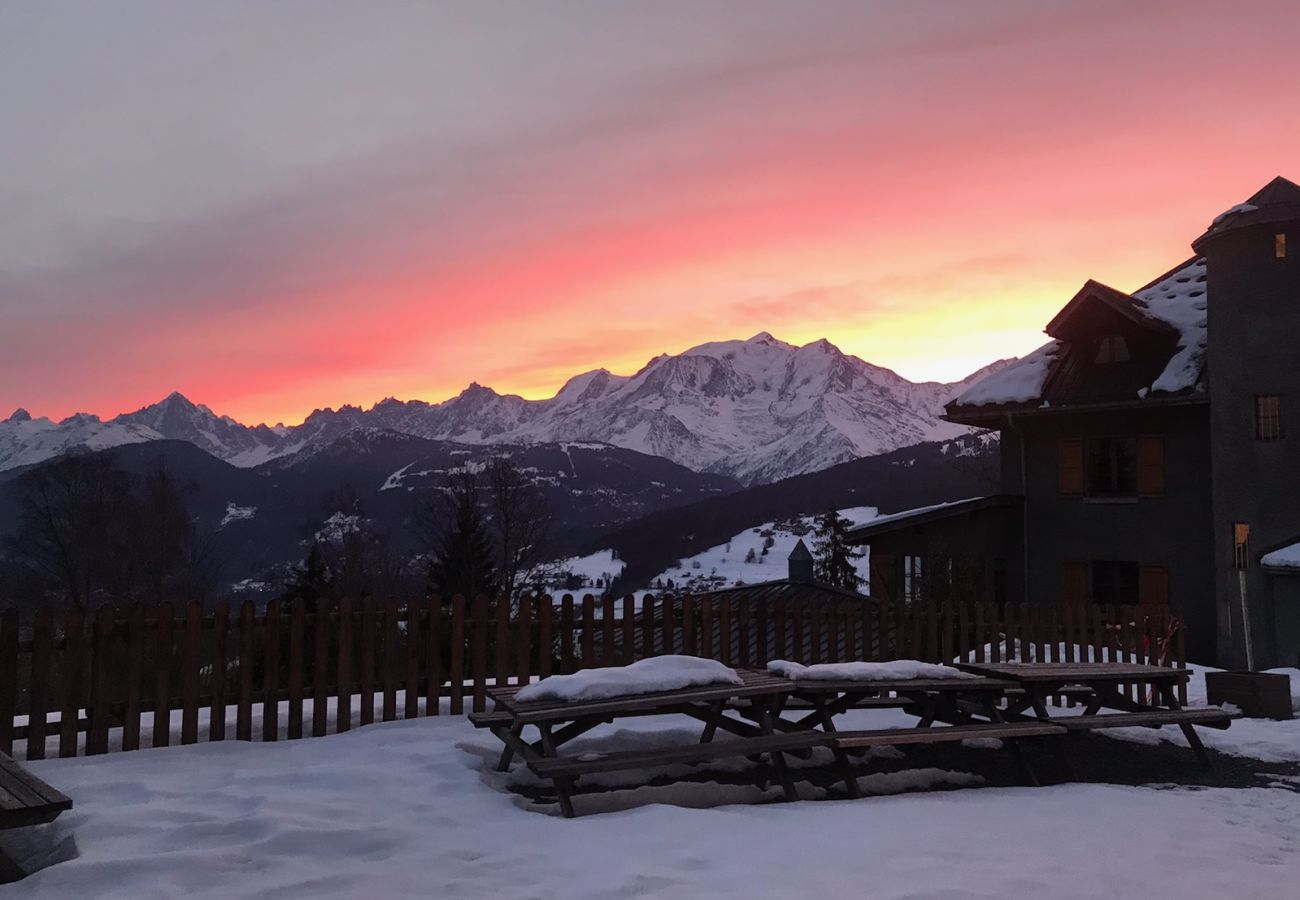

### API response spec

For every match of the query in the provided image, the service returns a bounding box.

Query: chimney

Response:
[788,540,814,583]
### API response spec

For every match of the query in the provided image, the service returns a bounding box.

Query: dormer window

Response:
[1276,233,1287,258]
[1094,334,1130,364]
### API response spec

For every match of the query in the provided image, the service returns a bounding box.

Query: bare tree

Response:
[5,453,132,607]
[484,457,553,598]
[4,453,218,609]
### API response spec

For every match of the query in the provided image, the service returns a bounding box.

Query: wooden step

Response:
[1053,708,1235,731]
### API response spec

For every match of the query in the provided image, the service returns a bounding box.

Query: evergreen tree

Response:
[427,471,499,599]
[812,509,863,590]
[282,541,329,610]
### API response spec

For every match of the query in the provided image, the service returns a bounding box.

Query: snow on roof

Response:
[1211,202,1258,225]
[1133,258,1208,394]
[851,496,984,531]
[952,257,1208,410]
[1261,541,1300,571]
[952,341,1061,407]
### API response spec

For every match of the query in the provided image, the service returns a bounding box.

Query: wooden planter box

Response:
[1204,671,1294,720]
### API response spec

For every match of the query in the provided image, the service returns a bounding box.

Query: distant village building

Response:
[848,176,1300,670]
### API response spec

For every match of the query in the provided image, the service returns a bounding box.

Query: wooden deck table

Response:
[953,662,1234,767]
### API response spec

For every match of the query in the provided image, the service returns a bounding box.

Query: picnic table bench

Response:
[954,662,1236,768]
[0,753,72,883]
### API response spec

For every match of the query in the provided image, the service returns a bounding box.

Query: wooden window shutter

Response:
[870,553,897,601]
[1137,436,1165,496]
[1058,440,1084,496]
[1139,565,1169,606]
[1061,561,1087,605]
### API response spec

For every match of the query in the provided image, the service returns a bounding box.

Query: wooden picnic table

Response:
[474,669,807,817]
[0,752,72,883]
[475,667,1078,814]
[763,675,1059,785]
[953,662,1234,767]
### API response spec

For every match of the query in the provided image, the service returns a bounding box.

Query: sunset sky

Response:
[4,1,1300,426]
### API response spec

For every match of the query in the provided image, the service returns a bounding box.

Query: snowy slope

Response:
[2,334,1005,482]
[648,506,878,592]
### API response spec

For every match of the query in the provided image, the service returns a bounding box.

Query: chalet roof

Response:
[946,257,1207,419]
[844,495,1021,544]
[1044,280,1178,341]
[1193,176,1300,250]
[695,577,870,604]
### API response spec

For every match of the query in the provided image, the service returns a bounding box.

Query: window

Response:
[1090,561,1139,605]
[1232,523,1250,570]
[1094,334,1131,364]
[1277,233,1287,259]
[1085,437,1137,496]
[1255,394,1283,440]
[903,555,924,604]
[1058,439,1084,496]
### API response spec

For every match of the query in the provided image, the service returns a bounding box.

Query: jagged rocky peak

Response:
[4,408,31,424]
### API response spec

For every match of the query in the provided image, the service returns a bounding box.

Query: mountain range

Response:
[1,333,1007,485]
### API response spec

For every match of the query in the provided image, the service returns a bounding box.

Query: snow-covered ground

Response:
[6,665,1300,898]
[649,506,878,592]
[540,549,626,597]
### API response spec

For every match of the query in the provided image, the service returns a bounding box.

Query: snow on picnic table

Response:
[767,659,976,681]
[516,656,741,703]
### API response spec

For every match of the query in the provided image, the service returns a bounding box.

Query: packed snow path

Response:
[6,705,1300,899]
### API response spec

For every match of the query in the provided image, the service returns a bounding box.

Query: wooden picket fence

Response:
[0,595,1187,760]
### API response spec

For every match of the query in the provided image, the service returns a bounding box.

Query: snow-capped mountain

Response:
[0,407,162,472]
[0,334,1008,483]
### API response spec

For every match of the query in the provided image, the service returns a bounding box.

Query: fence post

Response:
[426,596,443,715]
[495,596,511,687]
[124,603,144,751]
[181,602,202,745]
[237,601,254,741]
[87,605,114,755]
[337,597,353,732]
[384,597,400,720]
[288,598,305,739]
[560,595,575,673]
[152,602,174,749]
[316,600,333,735]
[581,596,595,668]
[621,595,635,665]
[406,598,422,720]
[517,594,532,687]
[471,595,488,713]
[0,609,15,757]
[360,597,376,725]
[538,595,554,677]
[449,595,465,716]
[262,600,280,741]
[211,601,229,743]
[59,606,85,758]
[601,596,615,667]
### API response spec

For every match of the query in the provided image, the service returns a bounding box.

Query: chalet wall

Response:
[862,505,1023,605]
[1204,223,1300,669]
[1015,404,1215,662]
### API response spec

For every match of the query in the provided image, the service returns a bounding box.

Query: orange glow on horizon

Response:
[8,3,1300,428]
